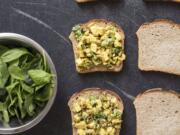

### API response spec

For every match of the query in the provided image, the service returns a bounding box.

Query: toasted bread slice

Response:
[68,88,124,135]
[136,19,180,75]
[76,0,96,3]
[134,88,180,135]
[69,19,125,73]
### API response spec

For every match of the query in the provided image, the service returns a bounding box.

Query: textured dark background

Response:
[0,0,180,135]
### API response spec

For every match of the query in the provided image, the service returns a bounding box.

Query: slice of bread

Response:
[68,88,124,135]
[144,0,180,2]
[76,0,96,3]
[69,19,125,73]
[134,88,180,135]
[136,19,180,75]
[172,0,180,2]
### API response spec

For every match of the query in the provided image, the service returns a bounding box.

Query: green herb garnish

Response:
[0,45,54,125]
[72,25,86,41]
[112,47,121,56]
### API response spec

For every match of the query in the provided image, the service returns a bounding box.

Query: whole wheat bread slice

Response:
[68,88,124,135]
[69,19,125,73]
[136,19,180,75]
[76,0,96,3]
[134,88,180,135]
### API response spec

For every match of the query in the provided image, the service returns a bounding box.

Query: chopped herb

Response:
[72,25,86,41]
[112,47,121,55]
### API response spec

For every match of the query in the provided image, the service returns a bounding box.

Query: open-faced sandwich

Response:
[69,19,126,73]
[68,88,124,135]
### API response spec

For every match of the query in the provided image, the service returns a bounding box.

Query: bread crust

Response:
[136,19,180,76]
[134,88,180,104]
[173,0,180,2]
[137,19,180,31]
[76,0,96,3]
[69,19,125,73]
[68,87,124,135]
[134,88,180,135]
[144,0,180,2]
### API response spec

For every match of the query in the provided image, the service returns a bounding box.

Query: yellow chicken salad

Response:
[71,92,122,135]
[72,22,126,71]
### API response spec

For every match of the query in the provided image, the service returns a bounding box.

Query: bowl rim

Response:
[0,33,58,134]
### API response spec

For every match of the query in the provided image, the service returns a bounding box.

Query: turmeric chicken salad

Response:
[70,20,126,72]
[69,89,123,135]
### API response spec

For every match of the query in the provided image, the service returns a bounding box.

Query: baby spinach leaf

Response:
[28,104,35,116]
[8,66,26,81]
[0,102,9,124]
[17,89,23,109]
[35,101,46,108]
[16,86,26,119]
[9,59,19,67]
[21,53,43,71]
[0,45,9,56]
[0,88,6,101]
[24,95,35,116]
[20,106,26,119]
[8,97,17,116]
[20,82,34,94]
[24,76,33,86]
[0,59,9,88]
[19,55,29,68]
[14,108,21,123]
[6,82,19,94]
[35,84,45,92]
[1,48,29,63]
[3,109,9,123]
[35,84,53,102]
[0,102,5,111]
[6,82,19,102]
[28,70,52,85]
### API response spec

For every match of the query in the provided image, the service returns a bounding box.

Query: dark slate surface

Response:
[0,0,180,135]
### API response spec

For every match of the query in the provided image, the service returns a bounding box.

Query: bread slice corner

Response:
[68,88,124,135]
[144,0,180,3]
[134,88,180,135]
[69,19,125,73]
[136,19,180,75]
[75,0,96,3]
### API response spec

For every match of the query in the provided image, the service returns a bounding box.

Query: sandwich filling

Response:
[72,22,126,71]
[72,92,122,135]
